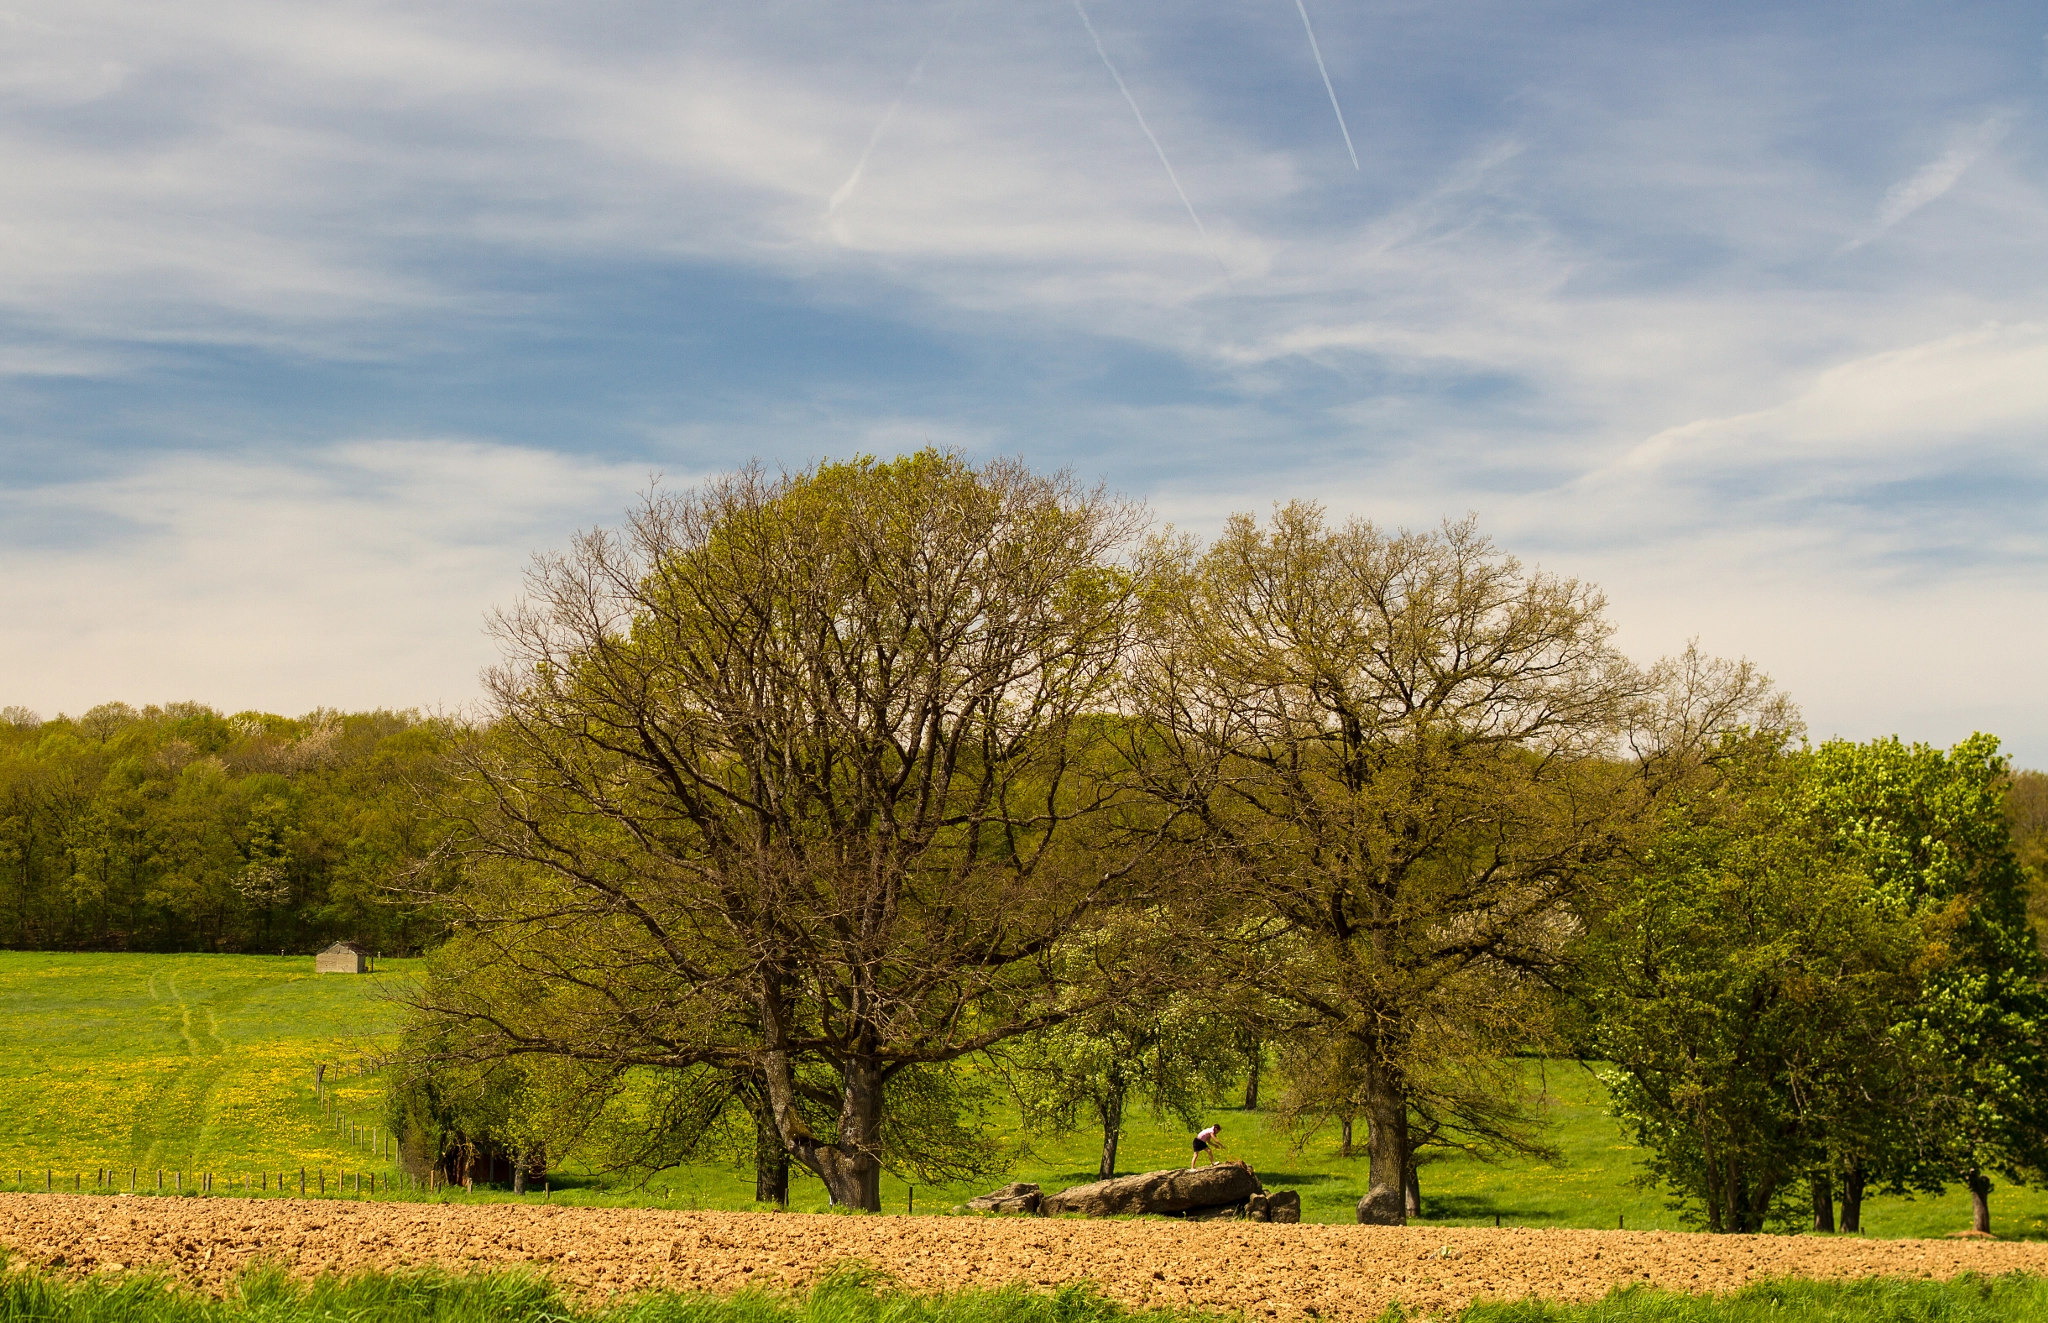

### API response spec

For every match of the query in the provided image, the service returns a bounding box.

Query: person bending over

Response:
[1190,1123,1225,1168]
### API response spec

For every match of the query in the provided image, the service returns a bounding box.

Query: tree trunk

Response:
[1699,1150,1727,1233]
[1968,1171,1992,1235]
[512,1159,527,1194]
[1404,1161,1422,1219]
[1810,1171,1833,1232]
[1340,1116,1353,1158]
[1243,1042,1262,1111]
[759,995,884,1211]
[1840,1162,1864,1233]
[1098,1087,1124,1180]
[1355,1067,1408,1225]
[827,1053,885,1211]
[755,1113,789,1206]
[1741,1170,1782,1235]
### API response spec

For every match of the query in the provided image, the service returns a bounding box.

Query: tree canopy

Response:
[0,702,449,953]
[413,452,1162,1210]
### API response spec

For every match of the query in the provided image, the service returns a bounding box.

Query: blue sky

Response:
[3,0,2045,761]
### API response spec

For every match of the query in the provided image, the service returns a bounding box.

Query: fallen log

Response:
[1040,1163,1262,1217]
[963,1182,1043,1214]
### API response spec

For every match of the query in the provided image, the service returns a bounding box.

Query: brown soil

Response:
[6,1193,2048,1320]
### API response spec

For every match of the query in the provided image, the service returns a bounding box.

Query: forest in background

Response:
[0,703,449,955]
[5,701,2036,963]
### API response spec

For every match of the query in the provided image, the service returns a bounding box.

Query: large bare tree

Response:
[423,452,1151,1209]
[1131,506,1654,1223]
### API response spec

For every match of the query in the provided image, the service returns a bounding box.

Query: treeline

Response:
[0,703,450,954]
[375,451,2048,1235]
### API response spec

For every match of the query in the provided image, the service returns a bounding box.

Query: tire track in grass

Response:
[130,961,258,1173]
[128,962,191,1173]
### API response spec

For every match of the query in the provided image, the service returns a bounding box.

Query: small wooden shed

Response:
[315,941,370,974]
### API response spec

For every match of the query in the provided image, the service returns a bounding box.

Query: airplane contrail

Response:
[1294,0,1358,170]
[829,6,962,214]
[1070,0,1225,271]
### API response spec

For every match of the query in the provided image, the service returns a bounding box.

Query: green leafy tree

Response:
[1594,732,2048,1235]
[1005,916,1240,1179]
[421,453,1158,1210]
[2004,769,2048,951]
[1590,733,1930,1232]
[1796,735,2048,1234]
[1125,507,1703,1224]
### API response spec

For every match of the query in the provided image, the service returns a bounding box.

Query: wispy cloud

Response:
[1069,0,1225,273]
[0,440,646,716]
[1293,0,1358,171]
[1843,114,2012,249]
[827,5,960,215]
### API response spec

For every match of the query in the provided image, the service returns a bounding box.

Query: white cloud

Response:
[1843,115,2013,249]
[0,440,647,717]
[1617,321,2048,467]
[2,0,2046,761]
[1146,318,2048,764]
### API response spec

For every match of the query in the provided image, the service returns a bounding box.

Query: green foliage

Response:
[1594,730,2048,1232]
[383,1019,550,1185]
[1796,736,2048,1196]
[1004,915,1242,1179]
[1008,999,1234,1140]
[1590,734,1929,1231]
[2009,769,2048,952]
[0,703,453,954]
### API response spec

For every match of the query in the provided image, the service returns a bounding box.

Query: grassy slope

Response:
[5,951,2047,1238]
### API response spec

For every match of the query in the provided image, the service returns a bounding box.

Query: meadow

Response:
[0,951,410,1185]
[2,951,2043,1237]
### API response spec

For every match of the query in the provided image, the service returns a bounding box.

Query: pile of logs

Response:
[961,1163,1300,1222]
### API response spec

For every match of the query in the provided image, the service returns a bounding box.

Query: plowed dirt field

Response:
[5,1194,2047,1320]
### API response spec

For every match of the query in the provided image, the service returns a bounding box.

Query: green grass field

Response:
[0,951,410,1187]
[5,1259,2048,1323]
[4,951,2046,1238]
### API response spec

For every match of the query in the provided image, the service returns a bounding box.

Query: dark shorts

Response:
[1192,1139,1209,1153]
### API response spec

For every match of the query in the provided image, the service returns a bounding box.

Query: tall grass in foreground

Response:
[3,1259,2047,1323]
[0,1261,1223,1323]
[1462,1274,2048,1321]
